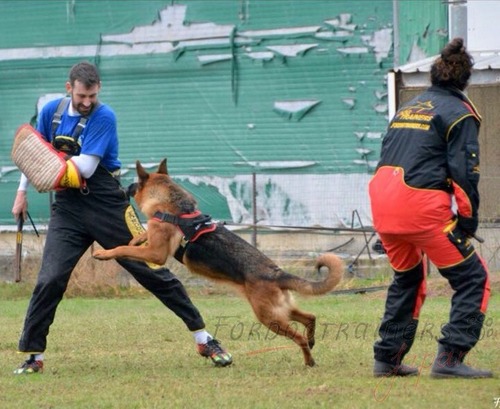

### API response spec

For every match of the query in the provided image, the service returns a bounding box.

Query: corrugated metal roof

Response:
[393,51,500,88]
[470,52,500,70]
[395,51,500,73]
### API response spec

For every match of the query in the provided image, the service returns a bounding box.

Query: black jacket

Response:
[376,85,481,232]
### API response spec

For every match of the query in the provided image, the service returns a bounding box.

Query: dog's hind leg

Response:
[280,289,316,350]
[245,282,316,366]
[289,309,316,350]
[260,316,316,367]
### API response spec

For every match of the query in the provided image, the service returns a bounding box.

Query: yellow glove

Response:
[57,159,83,189]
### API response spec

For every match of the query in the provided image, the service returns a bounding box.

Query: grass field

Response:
[0,280,499,409]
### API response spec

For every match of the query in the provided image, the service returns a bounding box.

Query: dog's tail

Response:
[280,253,344,295]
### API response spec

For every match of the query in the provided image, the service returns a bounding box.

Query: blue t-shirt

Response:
[37,98,121,172]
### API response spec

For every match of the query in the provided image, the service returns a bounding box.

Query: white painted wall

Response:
[466,0,500,52]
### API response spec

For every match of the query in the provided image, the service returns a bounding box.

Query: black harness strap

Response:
[152,210,217,263]
[51,97,70,138]
[153,211,215,241]
[51,97,100,139]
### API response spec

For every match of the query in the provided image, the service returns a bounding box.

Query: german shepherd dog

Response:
[93,159,344,366]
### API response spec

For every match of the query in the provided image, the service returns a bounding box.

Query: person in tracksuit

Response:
[11,61,232,374]
[369,38,492,378]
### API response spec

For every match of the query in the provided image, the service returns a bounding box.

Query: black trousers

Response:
[374,253,489,364]
[19,168,205,353]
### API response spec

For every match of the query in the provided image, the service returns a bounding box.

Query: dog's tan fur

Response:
[93,159,344,366]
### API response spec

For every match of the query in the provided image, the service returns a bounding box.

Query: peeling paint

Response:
[408,40,427,63]
[244,51,274,61]
[178,173,373,228]
[339,24,357,32]
[373,103,388,113]
[102,5,234,44]
[342,98,356,109]
[239,26,321,39]
[355,148,373,156]
[0,43,176,61]
[266,44,317,57]
[375,90,388,100]
[436,28,448,37]
[273,100,321,121]
[324,13,354,29]
[337,46,369,55]
[314,31,352,41]
[353,159,378,169]
[0,2,395,227]
[366,132,383,139]
[361,28,393,63]
[0,3,392,68]
[0,166,18,178]
[198,54,233,65]
[175,38,234,50]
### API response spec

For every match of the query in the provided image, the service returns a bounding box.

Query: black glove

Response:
[457,213,478,237]
[447,219,475,258]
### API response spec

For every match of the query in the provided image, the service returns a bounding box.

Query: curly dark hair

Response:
[430,38,473,91]
[68,61,101,88]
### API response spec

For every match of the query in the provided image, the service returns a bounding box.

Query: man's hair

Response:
[68,61,101,88]
[430,38,473,91]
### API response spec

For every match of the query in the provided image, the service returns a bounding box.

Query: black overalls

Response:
[19,166,205,352]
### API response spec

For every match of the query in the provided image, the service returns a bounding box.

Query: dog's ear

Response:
[158,158,168,175]
[136,160,149,181]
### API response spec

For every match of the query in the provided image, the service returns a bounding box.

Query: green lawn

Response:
[0,283,498,409]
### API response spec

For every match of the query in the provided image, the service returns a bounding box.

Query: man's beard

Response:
[74,102,94,116]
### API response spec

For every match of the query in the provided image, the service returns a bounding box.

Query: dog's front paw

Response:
[93,249,112,260]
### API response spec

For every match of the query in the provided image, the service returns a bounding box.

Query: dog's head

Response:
[129,159,197,218]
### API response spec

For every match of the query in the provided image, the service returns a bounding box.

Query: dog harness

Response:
[152,210,217,262]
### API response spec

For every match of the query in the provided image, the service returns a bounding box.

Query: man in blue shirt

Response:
[11,61,232,374]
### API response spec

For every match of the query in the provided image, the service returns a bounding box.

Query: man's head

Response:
[65,61,101,116]
[430,38,473,91]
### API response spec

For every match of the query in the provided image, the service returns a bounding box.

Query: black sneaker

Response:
[197,339,233,367]
[13,357,44,375]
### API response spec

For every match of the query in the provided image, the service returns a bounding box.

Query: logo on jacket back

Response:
[390,101,434,131]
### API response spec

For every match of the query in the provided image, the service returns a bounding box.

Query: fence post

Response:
[252,172,257,247]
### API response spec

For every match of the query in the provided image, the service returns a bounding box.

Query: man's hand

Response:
[12,190,28,221]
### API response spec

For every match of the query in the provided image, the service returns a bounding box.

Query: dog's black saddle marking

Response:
[152,210,217,263]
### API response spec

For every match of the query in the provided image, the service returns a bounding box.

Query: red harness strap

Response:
[152,210,218,264]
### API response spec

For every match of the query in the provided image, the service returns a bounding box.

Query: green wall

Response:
[0,0,394,226]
